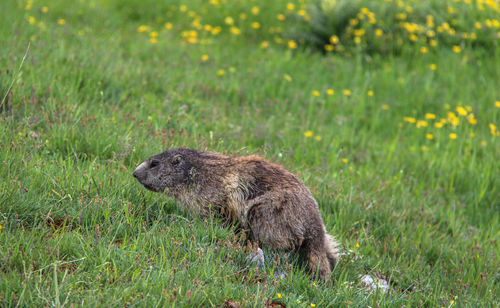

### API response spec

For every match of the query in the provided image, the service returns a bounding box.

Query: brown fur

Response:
[133,148,339,280]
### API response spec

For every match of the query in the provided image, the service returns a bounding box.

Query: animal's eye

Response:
[150,160,160,168]
[171,155,182,166]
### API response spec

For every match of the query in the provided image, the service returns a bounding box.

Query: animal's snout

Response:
[133,162,147,179]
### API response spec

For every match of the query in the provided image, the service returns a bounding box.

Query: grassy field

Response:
[1,0,499,306]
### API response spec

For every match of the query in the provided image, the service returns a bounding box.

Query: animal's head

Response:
[132,148,198,193]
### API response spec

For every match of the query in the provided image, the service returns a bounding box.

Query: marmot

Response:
[133,148,339,280]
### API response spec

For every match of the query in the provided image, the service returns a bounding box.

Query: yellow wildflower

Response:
[28,16,36,25]
[239,13,247,20]
[211,27,222,35]
[137,25,149,32]
[467,114,477,125]
[225,17,234,25]
[426,133,434,140]
[341,158,348,163]
[251,22,260,29]
[324,44,334,51]
[420,46,428,54]
[425,113,436,119]
[149,37,158,44]
[260,41,269,49]
[481,140,487,146]
[449,133,457,139]
[149,31,158,38]
[180,5,188,12]
[404,117,416,123]
[0,224,2,230]
[421,145,429,151]
[304,131,313,137]
[277,293,282,299]
[58,19,66,25]
[426,15,434,27]
[42,6,49,13]
[217,69,225,76]
[230,27,241,35]
[277,14,286,21]
[456,106,467,116]
[185,36,198,43]
[314,136,322,141]
[382,104,389,110]
[329,35,339,44]
[448,112,460,126]
[311,304,316,307]
[355,243,360,248]
[435,122,444,128]
[298,9,306,16]
[343,89,351,96]
[452,45,461,53]
[165,22,173,30]
[416,120,428,128]
[495,101,500,108]
[326,89,334,95]
[490,123,499,136]
[229,67,236,73]
[354,29,365,37]
[251,6,260,15]
[201,54,209,61]
[396,13,407,20]
[287,3,295,11]
[284,74,292,82]
[312,90,320,97]
[288,40,297,49]
[375,29,383,37]
[367,90,374,97]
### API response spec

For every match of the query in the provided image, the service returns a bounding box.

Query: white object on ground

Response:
[246,247,265,269]
[360,274,390,294]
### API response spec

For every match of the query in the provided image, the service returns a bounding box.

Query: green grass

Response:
[1,0,499,307]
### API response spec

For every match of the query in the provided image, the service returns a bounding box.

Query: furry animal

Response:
[133,148,339,280]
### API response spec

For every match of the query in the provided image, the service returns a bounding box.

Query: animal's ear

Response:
[171,154,183,166]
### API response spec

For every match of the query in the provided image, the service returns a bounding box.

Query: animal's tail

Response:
[324,231,340,269]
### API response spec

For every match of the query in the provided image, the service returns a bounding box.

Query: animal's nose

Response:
[132,170,138,178]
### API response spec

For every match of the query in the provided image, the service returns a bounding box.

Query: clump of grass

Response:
[296,0,500,54]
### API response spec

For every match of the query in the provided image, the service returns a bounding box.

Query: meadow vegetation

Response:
[0,0,499,306]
